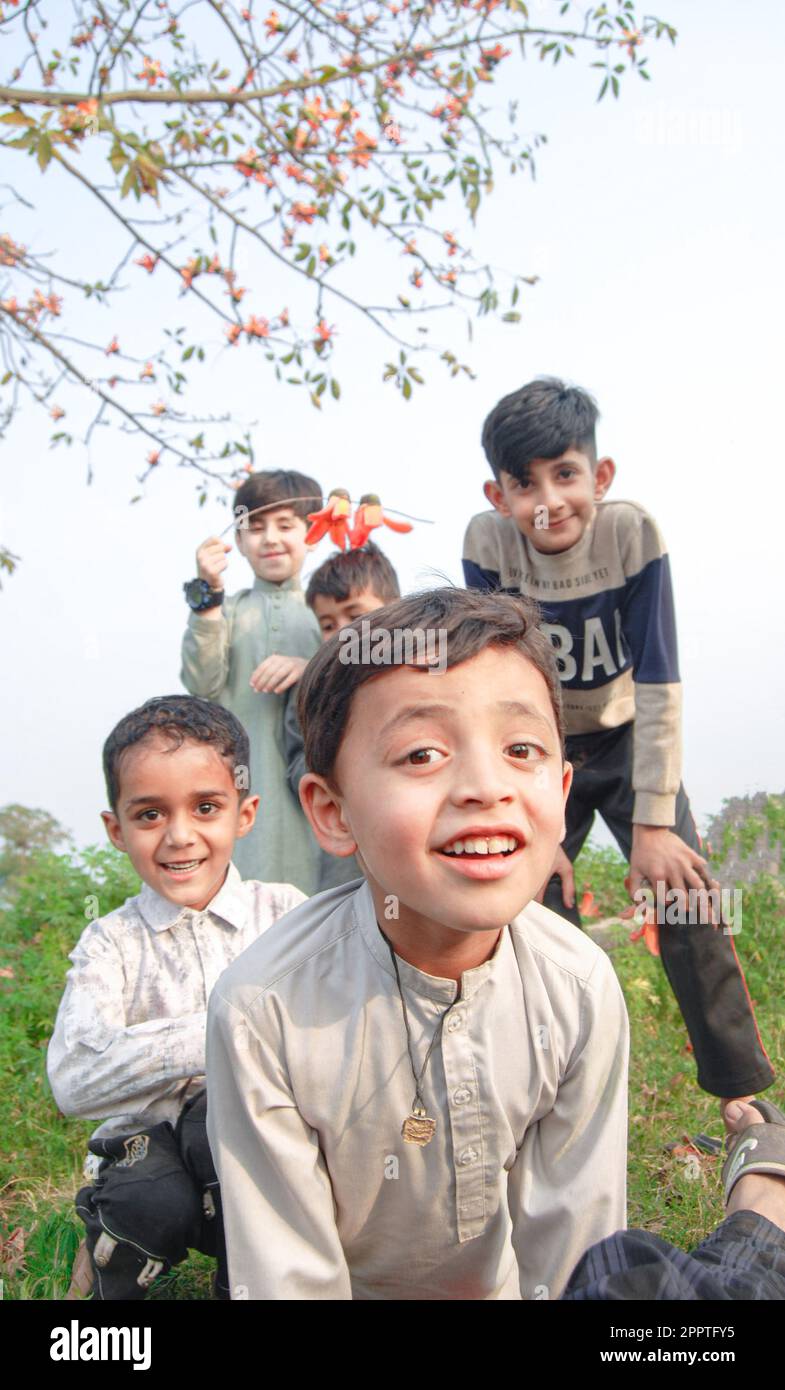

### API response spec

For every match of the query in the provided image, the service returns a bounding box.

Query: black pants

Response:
[76,1091,228,1300]
[542,723,774,1098]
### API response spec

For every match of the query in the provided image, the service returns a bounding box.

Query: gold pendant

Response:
[402,1111,437,1146]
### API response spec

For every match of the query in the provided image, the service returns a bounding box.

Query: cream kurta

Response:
[47,865,305,1140]
[180,574,321,893]
[207,879,629,1301]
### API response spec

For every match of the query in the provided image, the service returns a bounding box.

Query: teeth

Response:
[165,861,200,872]
[441,835,519,856]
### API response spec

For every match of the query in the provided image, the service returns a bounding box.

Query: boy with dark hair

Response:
[48,695,305,1299]
[284,541,401,890]
[207,588,629,1301]
[463,377,773,1108]
[181,468,322,893]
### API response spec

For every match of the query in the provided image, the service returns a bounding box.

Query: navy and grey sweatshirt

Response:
[462,499,682,826]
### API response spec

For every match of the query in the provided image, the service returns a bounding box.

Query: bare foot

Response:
[721,1094,754,1134]
[725,1101,785,1231]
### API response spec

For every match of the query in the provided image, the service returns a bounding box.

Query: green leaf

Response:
[502,311,521,323]
[37,132,53,171]
[331,378,341,400]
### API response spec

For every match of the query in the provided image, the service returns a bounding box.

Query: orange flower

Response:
[147,448,161,466]
[314,319,334,343]
[1,296,19,314]
[229,286,247,302]
[292,202,317,224]
[135,252,158,273]
[318,244,331,264]
[105,336,120,355]
[226,323,243,345]
[139,361,155,380]
[443,231,458,257]
[348,129,377,168]
[244,315,270,337]
[180,257,200,288]
[50,405,65,421]
[136,57,166,88]
[152,400,167,416]
[264,9,282,35]
[279,307,290,327]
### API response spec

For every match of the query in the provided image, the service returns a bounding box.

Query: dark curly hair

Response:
[103,695,251,810]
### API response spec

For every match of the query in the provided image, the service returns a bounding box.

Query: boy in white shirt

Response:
[207,587,630,1300]
[47,694,305,1299]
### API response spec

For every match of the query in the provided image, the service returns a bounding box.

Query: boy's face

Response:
[484,450,615,555]
[312,586,390,640]
[236,505,308,584]
[101,735,258,912]
[301,647,572,939]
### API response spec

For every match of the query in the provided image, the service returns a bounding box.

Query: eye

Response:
[507,742,547,762]
[558,467,576,480]
[404,747,445,766]
[137,808,160,822]
[197,801,220,815]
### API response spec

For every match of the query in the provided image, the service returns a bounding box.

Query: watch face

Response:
[184,579,208,607]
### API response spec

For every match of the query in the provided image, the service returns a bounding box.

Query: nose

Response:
[164,811,196,848]
[448,746,516,810]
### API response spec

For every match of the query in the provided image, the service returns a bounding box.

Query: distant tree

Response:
[0,0,675,527]
[0,802,73,892]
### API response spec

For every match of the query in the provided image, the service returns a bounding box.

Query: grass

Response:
[1,811,783,1299]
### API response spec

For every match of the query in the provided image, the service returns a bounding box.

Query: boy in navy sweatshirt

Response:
[463,377,773,1110]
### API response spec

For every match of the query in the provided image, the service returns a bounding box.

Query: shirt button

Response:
[453,1086,472,1105]
[458,1147,478,1166]
[446,1014,462,1033]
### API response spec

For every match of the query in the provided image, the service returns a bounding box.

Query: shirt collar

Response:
[252,574,303,596]
[137,862,249,934]
[354,879,507,1004]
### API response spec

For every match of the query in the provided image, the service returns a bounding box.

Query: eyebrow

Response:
[123,789,230,810]
[378,699,555,740]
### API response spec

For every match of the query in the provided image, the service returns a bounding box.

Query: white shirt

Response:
[207,879,629,1301]
[47,864,305,1139]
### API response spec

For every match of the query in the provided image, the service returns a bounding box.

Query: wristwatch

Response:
[183,578,225,612]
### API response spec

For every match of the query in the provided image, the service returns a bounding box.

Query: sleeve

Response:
[46,925,207,1121]
[462,514,501,591]
[180,602,234,700]
[618,512,682,825]
[283,686,308,801]
[206,987,352,1300]
[508,951,629,1301]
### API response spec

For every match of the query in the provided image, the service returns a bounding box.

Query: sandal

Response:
[722,1099,785,1203]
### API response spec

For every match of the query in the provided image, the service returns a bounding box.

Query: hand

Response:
[249,654,308,695]
[196,536,231,589]
[535,844,575,909]
[627,824,721,923]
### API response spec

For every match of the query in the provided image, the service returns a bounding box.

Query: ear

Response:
[101,809,126,854]
[483,478,511,517]
[235,794,260,839]
[593,456,615,500]
[559,761,574,841]
[299,773,358,857]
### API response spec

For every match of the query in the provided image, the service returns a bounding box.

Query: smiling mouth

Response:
[159,859,205,874]
[437,834,522,858]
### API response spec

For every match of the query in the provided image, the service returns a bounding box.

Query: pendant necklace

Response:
[382,930,455,1148]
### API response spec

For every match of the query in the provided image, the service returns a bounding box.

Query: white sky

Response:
[2,0,784,851]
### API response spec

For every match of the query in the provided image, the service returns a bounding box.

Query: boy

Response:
[47,695,305,1299]
[207,588,629,1300]
[181,469,322,894]
[463,377,773,1106]
[284,540,401,890]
